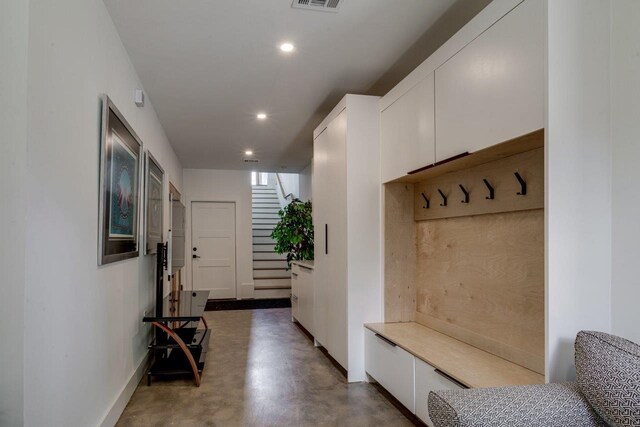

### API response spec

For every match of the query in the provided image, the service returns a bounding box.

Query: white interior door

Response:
[191,201,236,299]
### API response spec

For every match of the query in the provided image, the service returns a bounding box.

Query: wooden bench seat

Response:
[365,322,544,389]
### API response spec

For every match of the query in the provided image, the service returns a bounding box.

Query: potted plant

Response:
[270,199,314,267]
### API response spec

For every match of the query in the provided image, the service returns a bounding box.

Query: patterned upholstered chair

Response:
[427,331,640,427]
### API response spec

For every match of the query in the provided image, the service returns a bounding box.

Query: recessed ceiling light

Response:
[280,43,294,53]
[257,113,267,120]
[245,150,253,156]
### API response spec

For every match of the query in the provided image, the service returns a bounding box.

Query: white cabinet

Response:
[291,268,300,321]
[364,327,468,425]
[325,109,348,369]
[291,263,314,335]
[380,74,435,183]
[435,0,545,162]
[415,358,463,426]
[312,128,329,347]
[313,95,382,382]
[364,329,415,412]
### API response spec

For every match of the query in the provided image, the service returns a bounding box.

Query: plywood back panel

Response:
[384,183,416,322]
[415,209,545,374]
[414,148,543,221]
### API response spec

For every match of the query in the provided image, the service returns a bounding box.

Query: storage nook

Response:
[368,131,546,425]
[366,0,548,425]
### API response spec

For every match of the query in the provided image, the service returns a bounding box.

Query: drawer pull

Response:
[374,333,397,347]
[291,294,298,301]
[434,369,469,389]
[291,272,298,277]
[299,265,313,271]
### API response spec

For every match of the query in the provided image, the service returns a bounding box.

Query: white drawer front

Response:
[297,265,314,335]
[364,328,415,412]
[291,265,300,321]
[415,358,464,426]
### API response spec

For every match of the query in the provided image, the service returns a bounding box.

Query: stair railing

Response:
[275,173,295,204]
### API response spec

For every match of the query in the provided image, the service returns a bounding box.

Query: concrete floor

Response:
[117,308,413,427]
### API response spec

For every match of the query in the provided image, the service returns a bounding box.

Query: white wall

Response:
[299,163,313,202]
[611,0,640,345]
[183,169,254,299]
[0,0,28,425]
[23,0,182,425]
[277,173,300,200]
[545,0,612,381]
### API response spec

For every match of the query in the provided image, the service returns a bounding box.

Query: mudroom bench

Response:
[364,322,544,426]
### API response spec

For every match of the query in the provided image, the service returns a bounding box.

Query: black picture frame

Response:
[98,95,143,265]
[144,151,164,255]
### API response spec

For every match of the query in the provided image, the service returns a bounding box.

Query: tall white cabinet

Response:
[312,95,382,382]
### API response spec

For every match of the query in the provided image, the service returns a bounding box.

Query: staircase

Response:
[252,186,291,298]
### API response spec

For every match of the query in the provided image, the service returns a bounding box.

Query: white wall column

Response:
[0,0,29,425]
[610,0,640,345]
[546,0,613,381]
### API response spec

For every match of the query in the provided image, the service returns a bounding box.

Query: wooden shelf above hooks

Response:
[389,129,544,184]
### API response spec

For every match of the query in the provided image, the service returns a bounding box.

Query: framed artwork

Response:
[98,95,143,265]
[144,151,164,255]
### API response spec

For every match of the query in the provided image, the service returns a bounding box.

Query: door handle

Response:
[434,369,469,389]
[192,254,201,259]
[374,333,397,347]
[325,224,328,255]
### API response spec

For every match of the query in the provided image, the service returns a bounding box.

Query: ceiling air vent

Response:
[244,158,259,163]
[291,0,343,13]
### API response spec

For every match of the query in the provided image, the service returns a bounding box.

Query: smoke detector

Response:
[291,0,343,13]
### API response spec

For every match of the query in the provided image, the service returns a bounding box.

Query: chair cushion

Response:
[575,331,640,427]
[428,382,607,427]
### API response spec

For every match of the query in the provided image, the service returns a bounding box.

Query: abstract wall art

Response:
[144,151,164,255]
[98,95,143,265]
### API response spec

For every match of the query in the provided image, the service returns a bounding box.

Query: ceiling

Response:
[104,0,460,172]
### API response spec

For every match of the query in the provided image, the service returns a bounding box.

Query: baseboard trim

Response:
[98,352,149,427]
[317,346,348,380]
[206,298,291,311]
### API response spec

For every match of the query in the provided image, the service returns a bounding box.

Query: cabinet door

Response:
[381,74,435,183]
[365,329,415,412]
[297,266,314,334]
[325,109,348,370]
[415,358,464,426]
[291,264,300,321]
[312,128,329,346]
[435,0,544,162]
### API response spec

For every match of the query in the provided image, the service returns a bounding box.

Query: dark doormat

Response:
[205,298,291,311]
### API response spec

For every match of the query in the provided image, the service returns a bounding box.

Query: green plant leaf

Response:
[270,199,314,266]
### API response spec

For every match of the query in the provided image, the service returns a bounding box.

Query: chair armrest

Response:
[428,382,607,427]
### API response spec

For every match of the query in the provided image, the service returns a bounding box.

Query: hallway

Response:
[117,309,412,426]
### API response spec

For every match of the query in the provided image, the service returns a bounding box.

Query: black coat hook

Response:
[514,172,527,196]
[421,192,430,209]
[438,189,447,207]
[483,179,495,200]
[459,184,469,204]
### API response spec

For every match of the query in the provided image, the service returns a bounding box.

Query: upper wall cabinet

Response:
[381,74,435,183]
[435,0,545,162]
